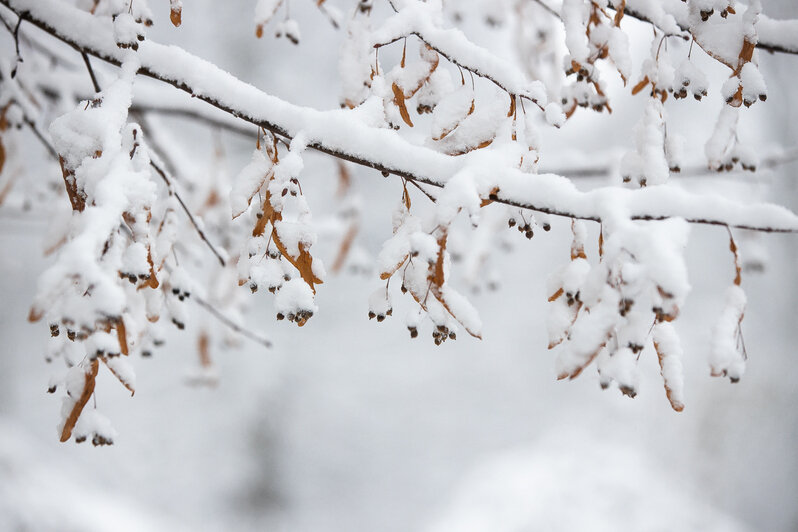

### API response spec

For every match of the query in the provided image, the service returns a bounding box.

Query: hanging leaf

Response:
[116,317,129,356]
[170,0,182,27]
[0,136,6,176]
[102,356,135,395]
[60,359,99,442]
[392,82,414,128]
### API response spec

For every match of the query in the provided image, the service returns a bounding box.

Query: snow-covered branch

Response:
[3,0,797,232]
[3,0,798,441]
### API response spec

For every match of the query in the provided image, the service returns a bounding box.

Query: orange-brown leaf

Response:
[252,191,277,237]
[170,5,182,27]
[380,255,408,280]
[116,317,129,356]
[404,46,439,99]
[59,157,85,212]
[613,0,626,26]
[433,100,474,142]
[447,137,494,156]
[138,248,159,290]
[729,234,742,286]
[60,359,99,442]
[0,136,5,176]
[28,306,43,323]
[548,287,564,303]
[198,331,212,368]
[598,230,604,258]
[0,174,13,207]
[330,222,358,274]
[654,341,685,412]
[336,161,351,198]
[480,186,500,208]
[558,338,604,380]
[631,76,649,95]
[271,230,323,293]
[101,357,134,395]
[431,229,448,287]
[431,286,482,339]
[737,38,755,72]
[392,82,414,128]
[507,94,516,118]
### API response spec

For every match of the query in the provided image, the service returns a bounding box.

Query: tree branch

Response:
[3,0,798,233]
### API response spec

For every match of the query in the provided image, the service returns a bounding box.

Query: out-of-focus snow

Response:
[426,433,751,532]
[0,421,189,532]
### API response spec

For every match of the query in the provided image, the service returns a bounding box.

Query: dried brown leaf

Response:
[170,5,182,27]
[631,76,649,95]
[101,357,134,395]
[507,94,516,118]
[272,230,323,293]
[548,287,564,303]
[330,222,358,274]
[336,161,351,197]
[0,175,13,207]
[198,331,212,368]
[0,136,5,176]
[653,340,685,412]
[28,306,43,323]
[380,255,408,280]
[59,157,85,212]
[60,359,99,442]
[729,233,742,286]
[392,82,414,128]
[613,0,626,26]
[116,317,129,356]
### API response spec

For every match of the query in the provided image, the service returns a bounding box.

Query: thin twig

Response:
[374,32,544,110]
[81,51,101,93]
[406,177,437,202]
[193,294,272,349]
[147,159,227,266]
[544,146,798,180]
[529,0,559,19]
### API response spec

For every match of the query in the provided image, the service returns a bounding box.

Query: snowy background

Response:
[1,0,797,530]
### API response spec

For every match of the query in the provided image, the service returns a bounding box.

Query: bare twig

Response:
[81,51,101,93]
[528,0,560,20]
[193,294,272,349]
[147,158,227,267]
[406,177,437,202]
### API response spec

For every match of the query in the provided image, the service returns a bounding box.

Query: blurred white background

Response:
[1,1,797,530]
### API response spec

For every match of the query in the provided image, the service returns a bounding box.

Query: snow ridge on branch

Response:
[3,0,797,233]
